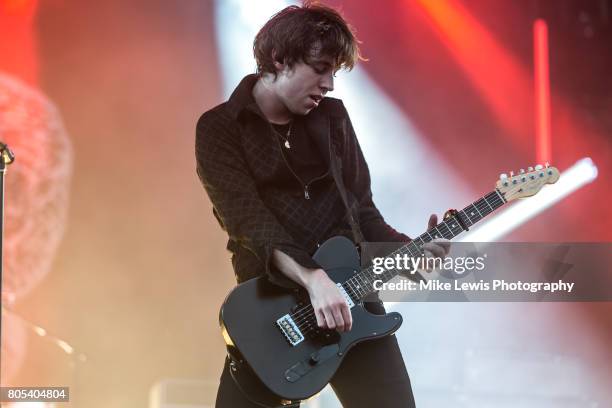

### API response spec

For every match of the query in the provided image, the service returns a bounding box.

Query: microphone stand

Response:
[0,141,15,385]
[0,143,85,405]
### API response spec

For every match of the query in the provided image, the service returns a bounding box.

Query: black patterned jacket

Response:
[195,75,409,288]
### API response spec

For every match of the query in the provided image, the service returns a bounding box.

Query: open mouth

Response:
[309,95,323,105]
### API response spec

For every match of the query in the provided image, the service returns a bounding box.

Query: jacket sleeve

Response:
[195,110,320,288]
[338,102,411,243]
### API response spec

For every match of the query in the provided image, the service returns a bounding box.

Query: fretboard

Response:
[343,190,506,300]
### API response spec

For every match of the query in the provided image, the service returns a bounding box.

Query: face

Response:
[271,54,336,116]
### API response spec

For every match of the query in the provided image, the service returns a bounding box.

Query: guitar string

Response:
[295,188,522,337]
[288,192,506,328]
[289,195,504,330]
[287,190,509,331]
[291,194,510,337]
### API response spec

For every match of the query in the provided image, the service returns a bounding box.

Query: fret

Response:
[446,219,461,237]
[350,277,360,297]
[438,222,453,239]
[464,207,477,224]
[441,223,453,239]
[482,196,495,212]
[470,203,483,219]
[475,199,491,216]
[458,210,473,227]
[361,272,372,289]
[359,273,369,292]
[348,279,361,298]
[406,243,419,257]
[494,189,506,204]
[347,190,506,301]
[430,227,443,240]
[344,280,356,298]
[365,270,376,287]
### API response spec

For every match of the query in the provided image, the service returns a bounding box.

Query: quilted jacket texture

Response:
[195,75,409,288]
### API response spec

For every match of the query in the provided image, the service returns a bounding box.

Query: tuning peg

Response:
[500,173,508,180]
[528,166,534,172]
[535,164,543,170]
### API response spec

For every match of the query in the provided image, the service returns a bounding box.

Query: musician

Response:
[196,3,449,407]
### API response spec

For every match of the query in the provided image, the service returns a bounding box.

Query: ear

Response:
[271,50,285,72]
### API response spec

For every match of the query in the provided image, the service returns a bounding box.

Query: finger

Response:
[423,243,445,259]
[428,214,438,230]
[340,304,352,331]
[315,309,325,328]
[332,307,345,332]
[322,308,336,330]
[432,238,451,255]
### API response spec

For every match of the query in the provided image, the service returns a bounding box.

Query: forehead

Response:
[304,49,335,66]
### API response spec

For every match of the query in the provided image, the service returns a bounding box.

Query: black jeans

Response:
[215,302,416,408]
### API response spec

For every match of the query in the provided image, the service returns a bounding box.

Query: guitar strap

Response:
[329,118,365,246]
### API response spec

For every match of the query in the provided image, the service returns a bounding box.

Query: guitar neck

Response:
[345,190,506,300]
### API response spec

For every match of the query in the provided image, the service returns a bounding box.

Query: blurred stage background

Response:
[1,0,611,407]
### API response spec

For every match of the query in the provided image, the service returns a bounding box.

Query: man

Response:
[196,3,448,407]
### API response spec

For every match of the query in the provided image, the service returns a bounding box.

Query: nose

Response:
[320,72,334,94]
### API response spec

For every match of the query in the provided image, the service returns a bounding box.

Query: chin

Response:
[292,107,311,116]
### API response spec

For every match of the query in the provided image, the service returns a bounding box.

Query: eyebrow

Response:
[310,60,333,68]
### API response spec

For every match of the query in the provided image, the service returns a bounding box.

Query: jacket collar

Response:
[226,74,334,165]
[226,74,261,121]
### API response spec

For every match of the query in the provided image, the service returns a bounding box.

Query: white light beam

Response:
[460,157,598,242]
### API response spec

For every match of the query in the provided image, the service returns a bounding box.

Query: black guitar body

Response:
[220,236,403,404]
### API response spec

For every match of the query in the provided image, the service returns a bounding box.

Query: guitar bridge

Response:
[276,314,305,346]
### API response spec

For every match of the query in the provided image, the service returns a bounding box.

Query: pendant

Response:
[284,140,291,149]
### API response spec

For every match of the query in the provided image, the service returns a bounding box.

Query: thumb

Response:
[428,214,437,230]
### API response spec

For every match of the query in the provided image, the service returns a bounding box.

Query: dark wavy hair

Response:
[253,2,363,77]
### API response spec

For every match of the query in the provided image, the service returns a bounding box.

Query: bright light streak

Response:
[213,0,471,234]
[534,19,552,164]
[460,158,598,242]
[414,0,532,146]
[214,0,293,96]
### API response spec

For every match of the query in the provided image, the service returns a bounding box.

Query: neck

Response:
[252,74,293,124]
[343,190,506,301]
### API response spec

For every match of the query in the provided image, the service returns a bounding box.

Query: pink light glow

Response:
[534,19,552,164]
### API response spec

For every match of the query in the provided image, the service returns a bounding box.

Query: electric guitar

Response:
[219,165,560,406]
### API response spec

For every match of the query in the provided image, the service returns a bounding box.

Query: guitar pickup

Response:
[336,283,355,308]
[276,314,305,346]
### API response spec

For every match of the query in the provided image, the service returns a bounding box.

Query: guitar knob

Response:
[510,171,514,177]
[519,168,525,174]
[535,164,543,170]
[500,173,508,180]
[528,166,534,172]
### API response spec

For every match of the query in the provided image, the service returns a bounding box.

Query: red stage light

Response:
[534,19,552,164]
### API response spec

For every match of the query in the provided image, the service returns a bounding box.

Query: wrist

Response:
[302,268,328,292]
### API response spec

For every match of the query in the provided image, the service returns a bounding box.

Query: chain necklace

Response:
[273,121,294,149]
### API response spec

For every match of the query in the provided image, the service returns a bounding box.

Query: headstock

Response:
[496,163,560,202]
